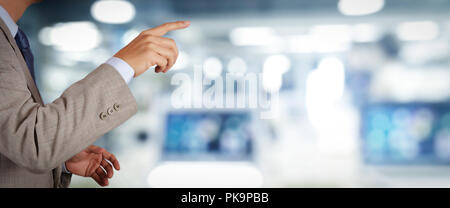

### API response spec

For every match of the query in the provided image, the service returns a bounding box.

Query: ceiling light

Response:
[91,0,136,24]
[338,0,384,16]
[229,27,280,46]
[351,24,381,43]
[309,24,352,53]
[396,21,440,41]
[47,21,102,52]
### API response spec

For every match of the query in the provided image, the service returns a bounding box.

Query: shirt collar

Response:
[0,5,18,37]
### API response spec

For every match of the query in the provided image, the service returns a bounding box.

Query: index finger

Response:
[145,21,190,36]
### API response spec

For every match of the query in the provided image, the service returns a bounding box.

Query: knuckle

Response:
[142,34,153,41]
[139,31,148,36]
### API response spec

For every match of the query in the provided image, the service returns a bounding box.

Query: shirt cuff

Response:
[105,57,135,84]
[62,162,71,174]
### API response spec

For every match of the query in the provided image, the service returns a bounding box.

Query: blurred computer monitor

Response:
[162,110,253,161]
[361,102,450,165]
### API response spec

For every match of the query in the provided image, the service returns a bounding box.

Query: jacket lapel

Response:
[0,18,43,105]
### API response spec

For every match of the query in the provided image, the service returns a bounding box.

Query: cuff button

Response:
[99,112,108,120]
[113,103,120,111]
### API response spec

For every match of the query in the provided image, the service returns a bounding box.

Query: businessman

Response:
[0,0,189,187]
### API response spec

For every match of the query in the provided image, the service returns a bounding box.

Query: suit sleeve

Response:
[58,169,72,188]
[0,63,137,174]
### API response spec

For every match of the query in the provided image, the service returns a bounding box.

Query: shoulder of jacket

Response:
[0,29,18,62]
[0,27,11,44]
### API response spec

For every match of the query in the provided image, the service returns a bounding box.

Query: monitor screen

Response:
[163,111,253,161]
[361,103,450,165]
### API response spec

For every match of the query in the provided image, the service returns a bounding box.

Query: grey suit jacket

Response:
[0,18,137,188]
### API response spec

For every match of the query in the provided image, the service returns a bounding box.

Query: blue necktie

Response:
[14,28,36,81]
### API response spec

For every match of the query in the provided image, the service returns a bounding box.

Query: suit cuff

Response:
[62,162,71,174]
[105,57,135,84]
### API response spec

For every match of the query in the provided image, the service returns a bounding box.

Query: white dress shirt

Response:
[0,5,135,174]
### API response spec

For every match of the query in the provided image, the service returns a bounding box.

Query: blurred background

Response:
[18,0,450,187]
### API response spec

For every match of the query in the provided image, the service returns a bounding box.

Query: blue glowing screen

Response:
[362,103,450,165]
[163,111,253,161]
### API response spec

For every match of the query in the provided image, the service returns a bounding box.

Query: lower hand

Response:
[65,145,120,186]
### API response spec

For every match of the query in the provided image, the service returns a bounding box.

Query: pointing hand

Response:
[114,21,191,76]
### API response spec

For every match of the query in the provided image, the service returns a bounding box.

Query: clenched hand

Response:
[114,21,190,76]
[65,145,120,186]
